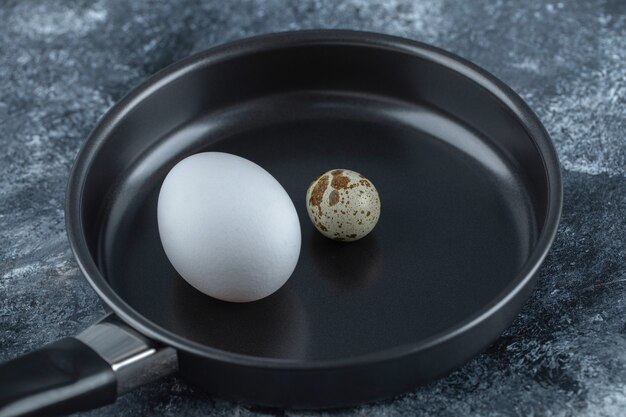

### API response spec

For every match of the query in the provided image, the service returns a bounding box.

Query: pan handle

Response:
[0,314,178,417]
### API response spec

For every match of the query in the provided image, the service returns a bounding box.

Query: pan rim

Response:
[65,29,563,371]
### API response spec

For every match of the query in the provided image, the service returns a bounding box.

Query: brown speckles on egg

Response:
[328,189,340,206]
[308,174,329,215]
[306,169,381,242]
[331,169,351,190]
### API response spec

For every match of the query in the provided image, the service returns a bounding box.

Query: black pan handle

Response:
[0,338,116,417]
[0,315,178,417]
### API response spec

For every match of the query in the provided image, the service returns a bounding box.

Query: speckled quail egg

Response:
[306,169,380,242]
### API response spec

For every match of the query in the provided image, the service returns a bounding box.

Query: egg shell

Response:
[157,152,301,303]
[306,169,381,242]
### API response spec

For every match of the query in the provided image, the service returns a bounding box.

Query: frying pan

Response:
[0,30,562,417]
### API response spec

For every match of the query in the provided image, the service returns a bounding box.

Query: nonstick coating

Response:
[66,31,562,407]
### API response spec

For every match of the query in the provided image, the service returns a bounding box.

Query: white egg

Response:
[157,152,301,303]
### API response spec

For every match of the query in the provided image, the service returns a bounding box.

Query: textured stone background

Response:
[1,0,625,416]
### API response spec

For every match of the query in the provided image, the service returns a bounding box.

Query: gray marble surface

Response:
[1,0,625,416]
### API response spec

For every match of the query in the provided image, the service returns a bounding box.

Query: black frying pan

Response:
[0,30,562,417]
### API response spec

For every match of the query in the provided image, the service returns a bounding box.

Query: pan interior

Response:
[98,90,536,361]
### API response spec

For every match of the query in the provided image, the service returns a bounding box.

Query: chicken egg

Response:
[157,152,301,302]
